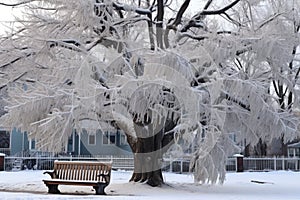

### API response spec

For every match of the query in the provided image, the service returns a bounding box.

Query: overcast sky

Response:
[0,5,13,21]
[0,5,16,35]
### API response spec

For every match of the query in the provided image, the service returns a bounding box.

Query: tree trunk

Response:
[126,118,176,187]
[129,136,164,186]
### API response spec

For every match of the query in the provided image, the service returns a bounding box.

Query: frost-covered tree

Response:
[0,0,300,186]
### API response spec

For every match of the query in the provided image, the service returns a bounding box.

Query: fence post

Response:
[234,154,244,172]
[273,156,276,170]
[180,160,183,174]
[0,153,5,171]
[282,157,285,170]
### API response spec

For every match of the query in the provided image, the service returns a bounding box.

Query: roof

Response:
[287,142,300,148]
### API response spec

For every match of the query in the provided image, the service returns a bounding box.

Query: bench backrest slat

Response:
[53,161,111,183]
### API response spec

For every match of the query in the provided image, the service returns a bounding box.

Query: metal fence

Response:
[0,148,10,156]
[243,157,299,171]
[2,155,300,173]
[226,157,300,172]
[3,155,134,171]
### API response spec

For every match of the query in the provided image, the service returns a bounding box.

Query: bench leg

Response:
[46,184,60,194]
[93,183,107,195]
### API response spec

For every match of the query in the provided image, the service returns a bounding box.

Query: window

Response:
[229,133,236,142]
[288,149,293,157]
[110,133,116,144]
[120,133,127,145]
[296,148,300,157]
[103,132,116,145]
[29,139,35,150]
[0,130,10,148]
[88,134,96,145]
[103,132,109,145]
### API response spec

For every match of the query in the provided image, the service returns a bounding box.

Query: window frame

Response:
[88,134,96,146]
[119,132,127,146]
[102,132,116,145]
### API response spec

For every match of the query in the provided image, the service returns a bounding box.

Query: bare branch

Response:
[221,12,243,27]
[192,0,240,21]
[177,32,208,42]
[165,0,191,48]
[170,0,190,27]
[179,0,241,35]
[203,0,213,10]
[201,0,241,16]
[156,0,164,49]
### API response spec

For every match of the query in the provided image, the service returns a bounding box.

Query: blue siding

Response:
[75,129,132,156]
[9,128,132,157]
[10,128,29,156]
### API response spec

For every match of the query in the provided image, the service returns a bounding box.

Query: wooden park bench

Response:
[43,160,112,195]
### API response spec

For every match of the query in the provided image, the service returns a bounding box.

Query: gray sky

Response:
[0,6,16,35]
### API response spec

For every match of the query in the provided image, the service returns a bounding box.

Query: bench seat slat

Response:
[43,179,99,186]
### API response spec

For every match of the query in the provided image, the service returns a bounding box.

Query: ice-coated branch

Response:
[47,39,85,52]
[257,13,283,30]
[1,0,300,187]
[176,32,208,42]
[0,71,27,90]
[112,2,152,15]
[0,0,35,6]
[220,90,250,111]
[0,52,36,69]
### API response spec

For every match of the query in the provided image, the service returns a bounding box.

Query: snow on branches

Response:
[0,0,300,185]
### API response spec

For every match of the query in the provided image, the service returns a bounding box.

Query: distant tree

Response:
[0,0,299,186]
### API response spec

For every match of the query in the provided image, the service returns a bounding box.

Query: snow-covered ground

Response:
[0,170,299,200]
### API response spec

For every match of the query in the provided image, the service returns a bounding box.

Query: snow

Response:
[0,170,299,200]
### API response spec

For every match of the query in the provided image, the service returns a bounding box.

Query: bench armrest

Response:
[43,171,56,179]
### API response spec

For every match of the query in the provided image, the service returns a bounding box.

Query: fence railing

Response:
[242,157,299,171]
[0,148,10,156]
[3,155,134,171]
[2,155,300,173]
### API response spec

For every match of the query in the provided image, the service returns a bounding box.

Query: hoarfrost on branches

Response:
[0,0,300,185]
